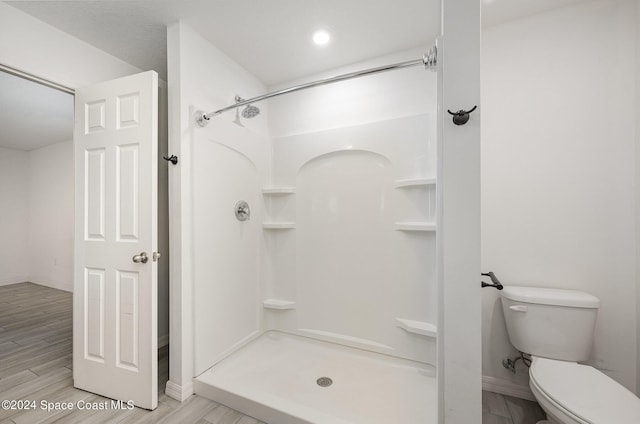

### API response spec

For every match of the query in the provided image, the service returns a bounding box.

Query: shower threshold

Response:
[194,331,436,424]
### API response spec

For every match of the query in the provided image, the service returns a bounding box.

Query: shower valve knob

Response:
[235,200,250,221]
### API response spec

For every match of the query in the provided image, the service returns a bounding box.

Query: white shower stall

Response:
[167,2,481,420]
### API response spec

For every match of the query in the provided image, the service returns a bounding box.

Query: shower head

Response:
[241,104,260,119]
[235,95,260,119]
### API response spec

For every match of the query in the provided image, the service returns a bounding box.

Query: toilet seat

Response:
[530,357,640,423]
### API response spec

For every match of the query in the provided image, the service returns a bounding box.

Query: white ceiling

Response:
[1,0,594,151]
[5,0,440,86]
[0,71,73,151]
[4,0,593,86]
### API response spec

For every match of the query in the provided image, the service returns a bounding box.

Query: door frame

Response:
[0,60,170,405]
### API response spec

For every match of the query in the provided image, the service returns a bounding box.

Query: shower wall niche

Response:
[263,113,437,364]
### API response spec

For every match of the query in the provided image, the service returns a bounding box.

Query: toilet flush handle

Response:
[509,305,528,313]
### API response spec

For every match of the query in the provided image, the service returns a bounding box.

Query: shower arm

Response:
[195,45,437,127]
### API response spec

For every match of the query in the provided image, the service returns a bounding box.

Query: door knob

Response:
[132,252,149,264]
[152,252,161,262]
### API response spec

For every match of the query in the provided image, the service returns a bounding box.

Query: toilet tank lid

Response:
[500,286,600,308]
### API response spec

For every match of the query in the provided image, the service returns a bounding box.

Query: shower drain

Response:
[316,377,333,387]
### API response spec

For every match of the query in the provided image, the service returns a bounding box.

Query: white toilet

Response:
[500,286,640,424]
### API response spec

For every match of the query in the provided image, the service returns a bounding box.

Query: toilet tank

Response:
[500,286,600,362]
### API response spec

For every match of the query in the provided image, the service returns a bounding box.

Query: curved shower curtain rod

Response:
[195,45,437,127]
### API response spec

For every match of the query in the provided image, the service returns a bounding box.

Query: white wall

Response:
[440,0,483,420]
[27,140,74,292]
[482,0,637,394]
[167,22,270,390]
[0,141,78,294]
[0,2,140,89]
[0,147,29,285]
[268,46,437,138]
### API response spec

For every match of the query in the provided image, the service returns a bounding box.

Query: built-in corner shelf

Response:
[395,222,436,232]
[263,299,296,310]
[263,222,296,230]
[394,178,436,188]
[262,187,296,195]
[396,318,437,338]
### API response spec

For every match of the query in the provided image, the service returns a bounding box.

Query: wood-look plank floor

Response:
[0,282,264,424]
[483,391,546,424]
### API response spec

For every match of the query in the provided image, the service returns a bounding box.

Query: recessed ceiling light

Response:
[312,30,331,46]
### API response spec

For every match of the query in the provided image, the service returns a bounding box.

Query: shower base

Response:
[194,331,436,424]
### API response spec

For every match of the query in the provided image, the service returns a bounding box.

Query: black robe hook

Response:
[447,105,477,125]
[163,155,178,165]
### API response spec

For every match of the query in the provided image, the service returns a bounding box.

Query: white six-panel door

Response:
[73,71,158,410]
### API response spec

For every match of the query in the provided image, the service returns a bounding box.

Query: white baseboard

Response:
[482,375,535,401]
[0,277,29,286]
[165,380,194,402]
[158,334,169,348]
[29,278,73,293]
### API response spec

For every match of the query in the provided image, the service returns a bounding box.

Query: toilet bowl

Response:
[499,286,640,424]
[528,356,640,424]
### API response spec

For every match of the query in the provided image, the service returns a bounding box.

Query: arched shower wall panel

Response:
[263,114,437,365]
[192,118,270,376]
